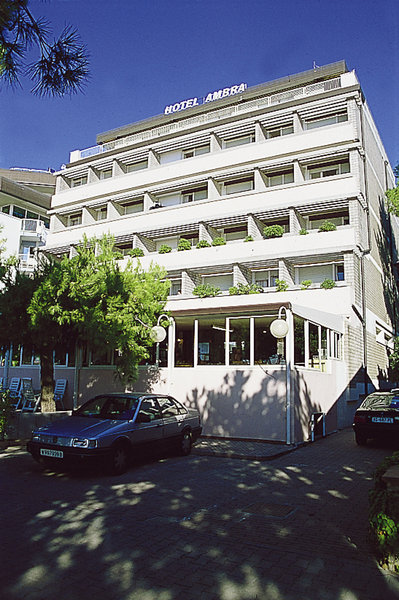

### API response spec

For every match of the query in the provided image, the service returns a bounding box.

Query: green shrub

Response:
[196,240,211,249]
[300,280,312,290]
[320,278,336,289]
[128,247,144,257]
[177,238,192,251]
[212,237,226,246]
[229,283,262,295]
[158,244,172,254]
[318,220,337,232]
[299,228,308,235]
[193,284,221,298]
[275,279,288,292]
[0,391,12,441]
[369,452,399,572]
[264,225,284,239]
[244,235,254,242]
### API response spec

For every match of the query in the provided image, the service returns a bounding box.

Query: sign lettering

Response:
[164,83,247,115]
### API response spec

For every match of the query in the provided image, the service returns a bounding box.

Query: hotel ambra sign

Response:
[164,83,248,115]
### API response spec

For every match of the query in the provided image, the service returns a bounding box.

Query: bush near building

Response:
[369,452,399,572]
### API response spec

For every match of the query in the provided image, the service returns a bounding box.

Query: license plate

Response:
[371,417,393,424]
[40,448,64,458]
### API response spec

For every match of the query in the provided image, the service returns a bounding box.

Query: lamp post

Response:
[270,306,293,445]
[149,314,171,367]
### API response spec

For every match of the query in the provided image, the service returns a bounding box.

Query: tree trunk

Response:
[40,348,56,412]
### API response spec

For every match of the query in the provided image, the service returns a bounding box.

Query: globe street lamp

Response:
[270,306,292,445]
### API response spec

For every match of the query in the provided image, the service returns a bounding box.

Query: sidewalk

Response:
[192,435,300,460]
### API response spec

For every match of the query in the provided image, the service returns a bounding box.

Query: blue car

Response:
[353,391,399,446]
[27,393,202,474]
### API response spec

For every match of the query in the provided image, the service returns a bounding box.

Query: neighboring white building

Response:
[0,169,53,273]
[22,62,399,442]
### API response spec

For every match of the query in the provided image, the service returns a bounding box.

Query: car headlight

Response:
[72,438,97,448]
[32,433,40,442]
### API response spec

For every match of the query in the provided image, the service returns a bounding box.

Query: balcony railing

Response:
[71,77,343,162]
[20,219,48,242]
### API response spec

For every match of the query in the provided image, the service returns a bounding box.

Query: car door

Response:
[157,396,187,443]
[129,397,164,447]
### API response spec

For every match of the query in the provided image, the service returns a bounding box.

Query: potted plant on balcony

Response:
[229,283,262,295]
[177,238,192,251]
[158,244,172,254]
[318,220,337,232]
[299,228,308,235]
[300,280,312,290]
[275,279,289,292]
[212,237,226,246]
[193,284,221,298]
[196,240,211,249]
[264,225,284,239]
[128,248,144,258]
[244,235,254,242]
[320,278,336,289]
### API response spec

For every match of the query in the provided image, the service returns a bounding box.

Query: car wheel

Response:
[108,443,129,475]
[180,430,192,456]
[355,432,367,446]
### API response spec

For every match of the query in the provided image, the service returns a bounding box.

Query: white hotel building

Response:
[43,61,397,443]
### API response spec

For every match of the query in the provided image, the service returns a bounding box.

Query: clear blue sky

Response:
[1,0,398,172]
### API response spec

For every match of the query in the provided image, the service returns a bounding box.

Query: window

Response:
[181,187,208,203]
[197,316,227,365]
[71,175,88,187]
[253,270,278,288]
[126,160,148,173]
[175,319,194,367]
[122,199,143,214]
[68,212,82,227]
[183,145,210,159]
[266,124,294,138]
[170,279,182,296]
[266,169,294,187]
[308,213,349,229]
[95,206,107,221]
[26,211,39,220]
[224,134,255,149]
[2,205,10,214]
[137,398,161,422]
[229,317,250,365]
[307,160,350,180]
[305,112,348,130]
[218,225,248,242]
[254,316,284,364]
[202,273,233,292]
[13,205,26,219]
[334,264,345,281]
[158,396,186,417]
[224,177,254,195]
[99,169,112,180]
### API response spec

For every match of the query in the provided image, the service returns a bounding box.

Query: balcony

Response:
[20,219,48,243]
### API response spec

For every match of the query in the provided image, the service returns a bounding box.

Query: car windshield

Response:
[75,395,140,420]
[360,393,396,410]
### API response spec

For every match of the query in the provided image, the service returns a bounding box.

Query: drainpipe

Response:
[286,308,294,445]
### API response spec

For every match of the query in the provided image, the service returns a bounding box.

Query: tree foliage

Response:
[386,164,399,216]
[0,235,170,410]
[0,0,89,96]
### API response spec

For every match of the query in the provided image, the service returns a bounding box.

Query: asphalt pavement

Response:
[1,429,399,600]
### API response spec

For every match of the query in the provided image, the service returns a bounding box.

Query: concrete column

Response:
[294,160,304,183]
[148,149,160,168]
[208,177,221,200]
[278,259,295,287]
[233,264,251,286]
[254,168,267,191]
[210,133,222,153]
[293,111,303,133]
[289,207,306,234]
[56,175,70,192]
[255,121,266,143]
[113,159,125,177]
[182,270,199,295]
[108,200,123,219]
[248,214,264,240]
[87,167,98,184]
[135,234,155,253]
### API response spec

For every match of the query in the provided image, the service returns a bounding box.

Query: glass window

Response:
[26,211,39,220]
[202,273,233,292]
[158,396,180,417]
[229,318,250,365]
[183,145,210,159]
[175,319,194,367]
[95,207,107,221]
[90,347,114,365]
[307,160,350,180]
[254,316,284,364]
[71,175,88,187]
[335,264,345,281]
[170,280,182,296]
[266,170,294,187]
[308,323,320,369]
[305,112,348,130]
[2,205,10,214]
[266,124,294,138]
[294,317,305,366]
[224,134,255,149]
[126,160,148,173]
[13,205,26,219]
[136,398,161,422]
[198,316,227,365]
[224,177,254,195]
[253,270,278,288]
[182,187,208,203]
[68,213,82,227]
[99,169,112,180]
[54,349,67,366]
[122,199,143,214]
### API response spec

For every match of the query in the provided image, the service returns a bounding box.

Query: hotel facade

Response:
[38,62,397,443]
